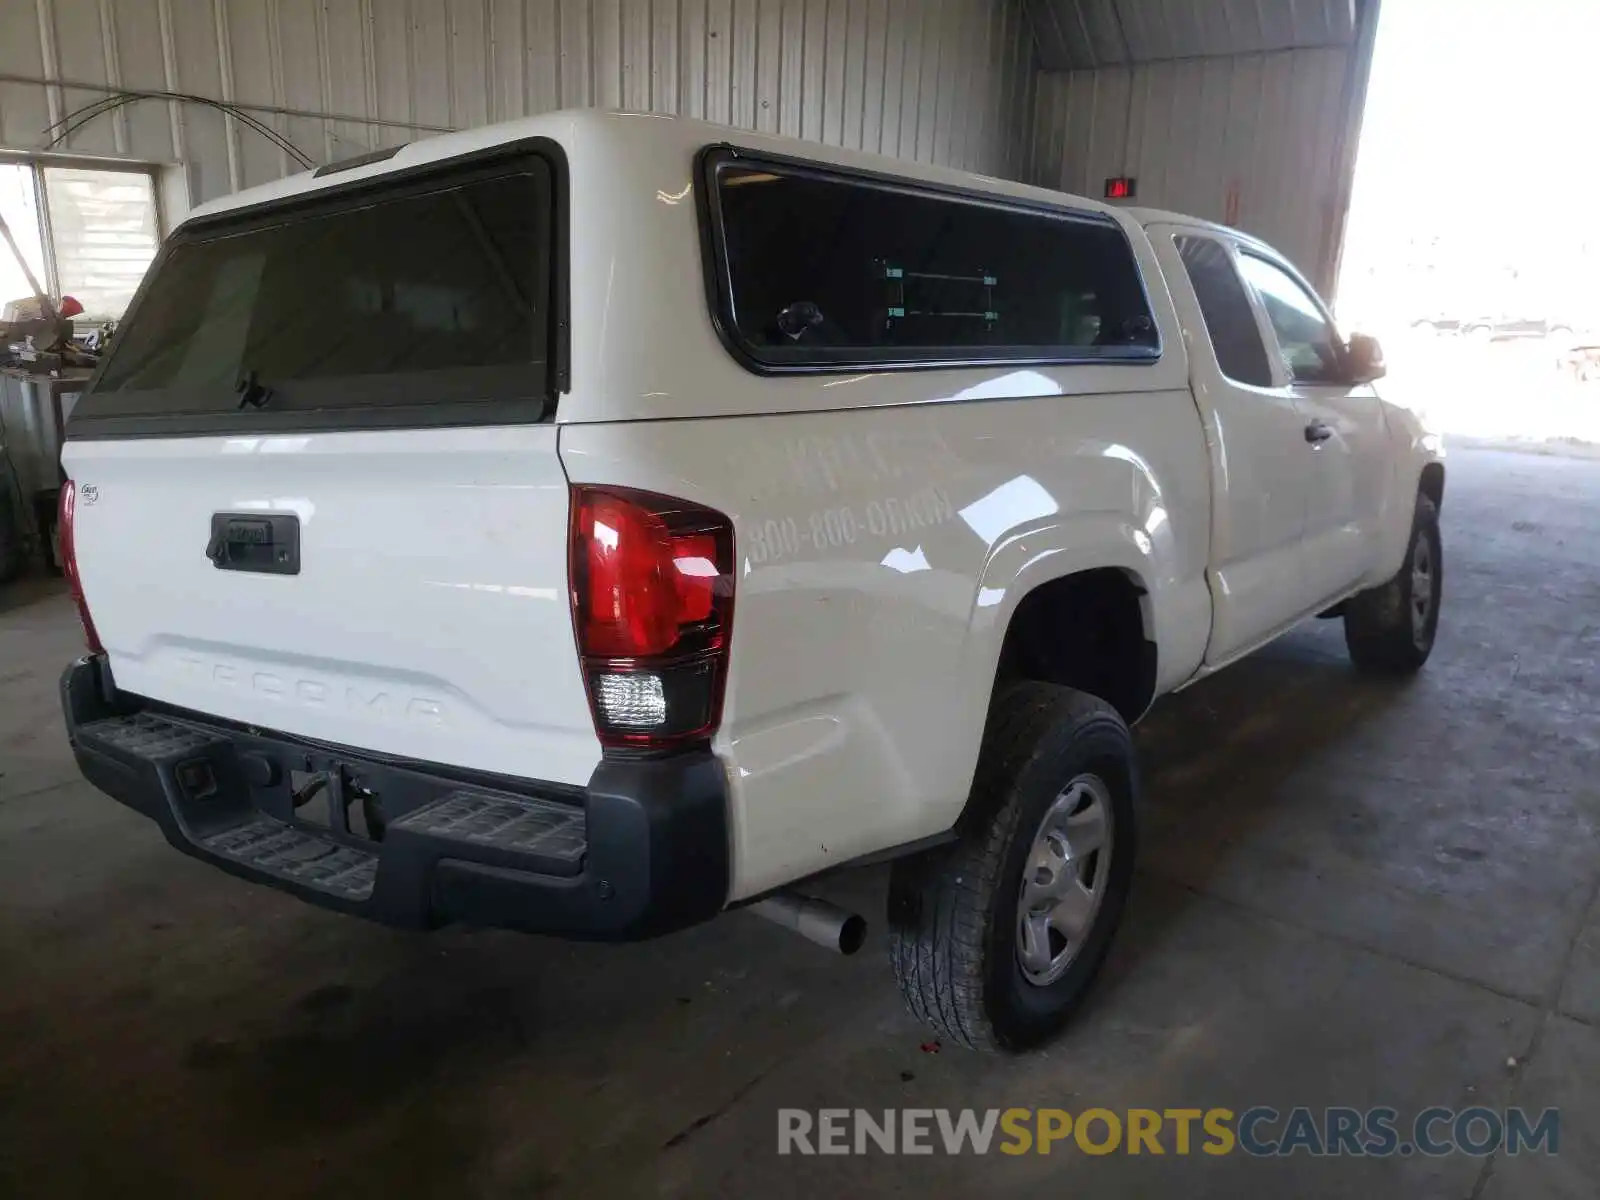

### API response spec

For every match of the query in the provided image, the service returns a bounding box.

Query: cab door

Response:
[1150,227,1317,664]
[1235,251,1392,605]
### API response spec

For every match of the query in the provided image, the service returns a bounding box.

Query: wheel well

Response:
[1420,462,1445,510]
[995,569,1156,724]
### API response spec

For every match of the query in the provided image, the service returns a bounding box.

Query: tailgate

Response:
[59,141,600,785]
[65,427,599,784]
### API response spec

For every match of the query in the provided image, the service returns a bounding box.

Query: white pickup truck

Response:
[58,110,1443,1052]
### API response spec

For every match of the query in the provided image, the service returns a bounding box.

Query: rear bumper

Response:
[60,656,730,939]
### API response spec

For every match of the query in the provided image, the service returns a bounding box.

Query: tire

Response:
[887,681,1138,1052]
[1343,493,1442,674]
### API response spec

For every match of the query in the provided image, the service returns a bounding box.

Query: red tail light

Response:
[569,486,734,750]
[59,481,105,655]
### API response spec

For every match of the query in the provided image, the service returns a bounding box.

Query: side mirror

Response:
[1345,332,1386,383]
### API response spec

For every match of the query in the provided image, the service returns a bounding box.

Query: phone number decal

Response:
[746,486,954,565]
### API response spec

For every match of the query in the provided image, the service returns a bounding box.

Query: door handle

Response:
[206,513,300,575]
[1304,420,1334,444]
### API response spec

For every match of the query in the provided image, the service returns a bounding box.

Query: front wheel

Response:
[1343,493,1442,674]
[887,682,1138,1052]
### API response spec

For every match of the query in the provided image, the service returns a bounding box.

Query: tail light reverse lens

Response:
[59,481,105,655]
[570,486,734,749]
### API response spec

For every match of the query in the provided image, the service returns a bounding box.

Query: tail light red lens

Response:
[59,481,105,655]
[569,486,735,750]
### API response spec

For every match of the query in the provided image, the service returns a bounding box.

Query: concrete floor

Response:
[1,445,1597,1198]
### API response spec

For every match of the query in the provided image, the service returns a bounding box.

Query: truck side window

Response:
[703,151,1160,371]
[1174,235,1273,387]
[1237,253,1346,385]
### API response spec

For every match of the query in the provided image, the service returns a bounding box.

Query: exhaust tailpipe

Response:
[750,893,867,955]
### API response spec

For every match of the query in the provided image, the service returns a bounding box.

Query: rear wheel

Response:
[887,682,1138,1052]
[1343,493,1442,674]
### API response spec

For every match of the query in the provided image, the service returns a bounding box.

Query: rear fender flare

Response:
[955,512,1160,739]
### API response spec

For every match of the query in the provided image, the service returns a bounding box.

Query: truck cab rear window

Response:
[81,156,554,427]
[701,150,1159,372]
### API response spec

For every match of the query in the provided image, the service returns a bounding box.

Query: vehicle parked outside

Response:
[1459,314,1573,343]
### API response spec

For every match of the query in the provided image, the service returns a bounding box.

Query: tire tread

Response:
[888,682,1126,1051]
[1345,493,1441,674]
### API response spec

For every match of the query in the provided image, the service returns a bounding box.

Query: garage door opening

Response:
[1336,0,1600,445]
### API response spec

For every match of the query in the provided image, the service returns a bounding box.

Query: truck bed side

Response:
[561,386,1212,899]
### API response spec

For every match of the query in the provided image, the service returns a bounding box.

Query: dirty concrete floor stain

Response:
[2,448,1598,1198]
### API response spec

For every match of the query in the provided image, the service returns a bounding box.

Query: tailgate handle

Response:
[208,513,300,575]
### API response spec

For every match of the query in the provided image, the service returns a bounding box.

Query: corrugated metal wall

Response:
[1022,0,1378,296]
[1,0,1037,208]
[1023,0,1358,69]
[1027,49,1355,287]
[1,0,1381,292]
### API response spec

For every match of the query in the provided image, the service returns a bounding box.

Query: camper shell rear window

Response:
[697,146,1161,374]
[70,141,566,439]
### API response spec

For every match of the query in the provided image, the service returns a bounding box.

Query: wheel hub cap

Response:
[1410,530,1434,646]
[1016,773,1114,987]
